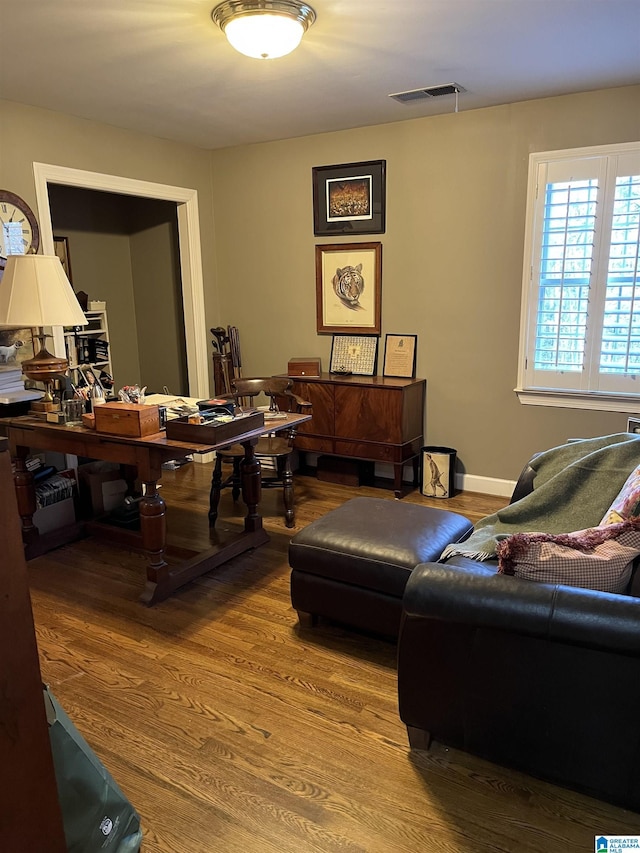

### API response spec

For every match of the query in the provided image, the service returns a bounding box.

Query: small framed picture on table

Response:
[382,334,417,378]
[77,366,103,391]
[330,335,378,376]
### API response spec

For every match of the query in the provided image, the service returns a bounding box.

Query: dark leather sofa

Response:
[398,462,640,812]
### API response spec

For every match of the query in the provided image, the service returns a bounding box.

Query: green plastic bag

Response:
[44,686,143,852]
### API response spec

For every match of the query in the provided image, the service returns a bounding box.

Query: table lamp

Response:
[0,254,88,405]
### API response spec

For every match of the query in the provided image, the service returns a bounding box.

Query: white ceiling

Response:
[1,0,639,150]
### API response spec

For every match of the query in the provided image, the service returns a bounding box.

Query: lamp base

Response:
[22,333,69,404]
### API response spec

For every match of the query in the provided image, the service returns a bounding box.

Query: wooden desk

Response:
[285,374,426,497]
[5,413,310,606]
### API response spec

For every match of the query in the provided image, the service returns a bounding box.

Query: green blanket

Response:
[440,433,640,562]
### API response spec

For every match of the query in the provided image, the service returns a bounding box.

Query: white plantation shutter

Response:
[518,143,640,409]
[599,171,640,381]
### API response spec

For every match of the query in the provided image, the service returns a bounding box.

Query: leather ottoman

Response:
[289,497,473,639]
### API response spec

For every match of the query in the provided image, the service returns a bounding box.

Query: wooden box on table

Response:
[94,402,161,437]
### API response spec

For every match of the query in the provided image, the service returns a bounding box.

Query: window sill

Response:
[515,388,640,414]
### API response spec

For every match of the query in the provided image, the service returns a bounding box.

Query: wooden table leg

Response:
[12,445,39,545]
[138,480,168,606]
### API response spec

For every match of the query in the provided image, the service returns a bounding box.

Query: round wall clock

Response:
[0,190,41,271]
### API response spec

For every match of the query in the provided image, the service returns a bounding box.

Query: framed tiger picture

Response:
[315,242,382,335]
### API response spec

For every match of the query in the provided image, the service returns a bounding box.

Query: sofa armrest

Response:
[402,560,640,656]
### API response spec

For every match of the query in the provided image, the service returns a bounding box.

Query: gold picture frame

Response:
[53,235,73,284]
[315,241,382,335]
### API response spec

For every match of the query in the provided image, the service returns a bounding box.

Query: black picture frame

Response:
[76,365,103,392]
[330,334,378,376]
[312,160,386,236]
[382,334,417,378]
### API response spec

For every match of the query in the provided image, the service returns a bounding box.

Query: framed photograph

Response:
[330,335,378,376]
[383,334,417,378]
[0,327,35,367]
[312,160,386,236]
[316,241,382,335]
[77,365,103,391]
[53,235,73,284]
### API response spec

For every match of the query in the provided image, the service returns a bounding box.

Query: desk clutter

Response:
[165,409,264,443]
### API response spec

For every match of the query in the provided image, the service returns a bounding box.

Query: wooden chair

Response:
[208,378,312,528]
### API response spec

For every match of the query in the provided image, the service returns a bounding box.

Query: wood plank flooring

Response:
[26,465,639,852]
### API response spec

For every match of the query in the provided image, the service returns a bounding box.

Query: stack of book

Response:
[0,365,42,405]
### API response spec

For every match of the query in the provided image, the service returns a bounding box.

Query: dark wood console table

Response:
[285,374,426,498]
[5,413,310,605]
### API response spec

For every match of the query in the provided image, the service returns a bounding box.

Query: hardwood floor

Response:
[27,464,638,852]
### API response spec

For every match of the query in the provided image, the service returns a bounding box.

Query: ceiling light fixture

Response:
[212,0,316,60]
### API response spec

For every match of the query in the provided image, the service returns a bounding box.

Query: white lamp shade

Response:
[225,13,304,58]
[0,254,88,327]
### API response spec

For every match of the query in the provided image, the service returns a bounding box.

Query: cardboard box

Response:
[94,402,161,437]
[78,462,128,514]
[33,497,76,534]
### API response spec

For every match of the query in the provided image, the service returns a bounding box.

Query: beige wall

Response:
[0,98,220,376]
[130,221,187,394]
[2,89,640,481]
[210,85,640,480]
[59,227,141,387]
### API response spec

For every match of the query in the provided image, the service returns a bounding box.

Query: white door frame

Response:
[32,162,209,399]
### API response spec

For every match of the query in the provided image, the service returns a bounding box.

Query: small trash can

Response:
[421,446,457,499]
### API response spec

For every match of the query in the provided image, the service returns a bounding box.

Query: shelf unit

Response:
[64,307,113,389]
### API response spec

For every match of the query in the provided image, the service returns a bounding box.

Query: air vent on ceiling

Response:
[389,83,466,104]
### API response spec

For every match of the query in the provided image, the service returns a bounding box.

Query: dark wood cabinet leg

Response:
[296,610,318,628]
[393,463,404,499]
[407,725,433,751]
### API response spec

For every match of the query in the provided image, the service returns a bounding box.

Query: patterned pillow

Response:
[496,518,640,593]
[600,464,640,525]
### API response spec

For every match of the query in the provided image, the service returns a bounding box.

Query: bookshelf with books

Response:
[64,306,113,393]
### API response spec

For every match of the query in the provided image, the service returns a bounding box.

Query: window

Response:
[517,142,640,412]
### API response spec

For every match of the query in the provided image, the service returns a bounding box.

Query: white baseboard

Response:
[301,454,516,499]
[375,461,516,498]
[456,473,516,498]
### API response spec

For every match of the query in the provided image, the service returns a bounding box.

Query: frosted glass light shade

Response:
[0,254,87,327]
[212,1,316,60]
[225,13,303,58]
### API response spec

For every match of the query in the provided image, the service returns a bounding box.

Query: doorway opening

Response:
[33,163,209,399]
